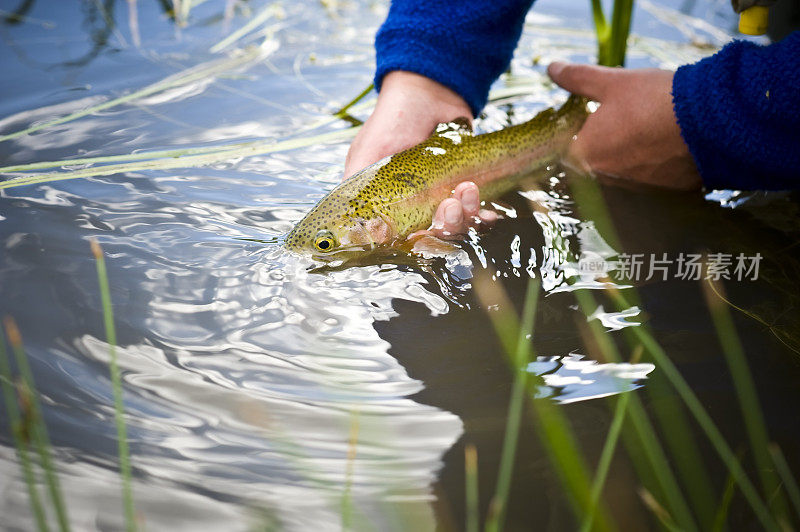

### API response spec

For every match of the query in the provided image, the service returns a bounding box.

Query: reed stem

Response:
[91,240,136,532]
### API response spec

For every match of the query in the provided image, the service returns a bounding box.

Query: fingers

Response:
[454,181,479,218]
[477,208,499,225]
[407,181,498,242]
[425,181,497,239]
[431,198,465,236]
[547,62,623,102]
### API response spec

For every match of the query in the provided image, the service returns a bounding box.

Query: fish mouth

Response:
[307,243,419,273]
[308,234,411,264]
[310,243,373,261]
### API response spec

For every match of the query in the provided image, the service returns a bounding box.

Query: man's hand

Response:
[343,71,473,179]
[548,62,701,190]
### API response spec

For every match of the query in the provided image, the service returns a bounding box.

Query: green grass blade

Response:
[464,444,479,532]
[627,395,697,529]
[534,397,615,532]
[341,409,359,532]
[590,0,608,34]
[91,241,136,532]
[608,0,635,66]
[209,3,283,53]
[475,276,614,531]
[608,290,780,531]
[711,464,738,532]
[591,0,635,72]
[4,318,70,532]
[768,444,800,518]
[0,45,264,143]
[580,392,629,532]
[645,386,716,529]
[485,280,539,532]
[0,330,50,532]
[569,176,720,529]
[333,83,374,122]
[702,279,789,522]
[0,127,360,190]
[573,289,698,531]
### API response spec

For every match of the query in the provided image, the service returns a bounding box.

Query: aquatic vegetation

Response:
[474,277,614,532]
[591,0,635,66]
[0,242,138,532]
[1,1,797,531]
[467,242,800,530]
[0,44,272,144]
[0,82,550,190]
[91,240,137,532]
[1,318,70,532]
[563,175,799,530]
[0,320,66,532]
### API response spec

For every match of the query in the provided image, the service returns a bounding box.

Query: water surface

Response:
[1,1,799,530]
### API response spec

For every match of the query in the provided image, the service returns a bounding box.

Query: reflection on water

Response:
[1,0,798,530]
[587,304,641,331]
[528,354,655,404]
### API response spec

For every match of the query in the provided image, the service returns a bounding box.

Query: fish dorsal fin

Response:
[432,117,473,143]
[434,117,473,135]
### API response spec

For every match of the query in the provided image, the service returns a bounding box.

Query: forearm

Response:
[672,31,800,190]
[375,0,536,117]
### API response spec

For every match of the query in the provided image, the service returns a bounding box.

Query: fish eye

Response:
[313,230,336,252]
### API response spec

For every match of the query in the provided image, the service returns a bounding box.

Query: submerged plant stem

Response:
[702,279,789,522]
[486,280,538,532]
[465,444,479,532]
[0,128,360,190]
[768,444,800,519]
[209,3,282,53]
[607,290,780,531]
[711,464,738,532]
[341,409,359,531]
[0,81,538,190]
[573,288,697,531]
[476,277,614,531]
[580,392,629,532]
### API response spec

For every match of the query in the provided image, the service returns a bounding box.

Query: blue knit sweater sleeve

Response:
[672,32,800,190]
[375,0,536,117]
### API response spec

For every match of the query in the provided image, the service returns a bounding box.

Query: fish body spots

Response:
[285,96,589,256]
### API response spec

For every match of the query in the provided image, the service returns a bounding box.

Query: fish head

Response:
[285,163,397,259]
[285,208,395,259]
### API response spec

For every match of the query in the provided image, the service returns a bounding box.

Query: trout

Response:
[286,95,588,257]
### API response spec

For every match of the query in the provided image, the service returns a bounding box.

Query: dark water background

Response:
[1,0,799,530]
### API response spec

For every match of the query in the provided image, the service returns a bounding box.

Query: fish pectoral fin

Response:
[406,234,464,257]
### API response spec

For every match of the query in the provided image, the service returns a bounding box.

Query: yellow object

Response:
[739,6,769,35]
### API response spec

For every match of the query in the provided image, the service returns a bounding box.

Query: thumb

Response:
[547,62,621,102]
